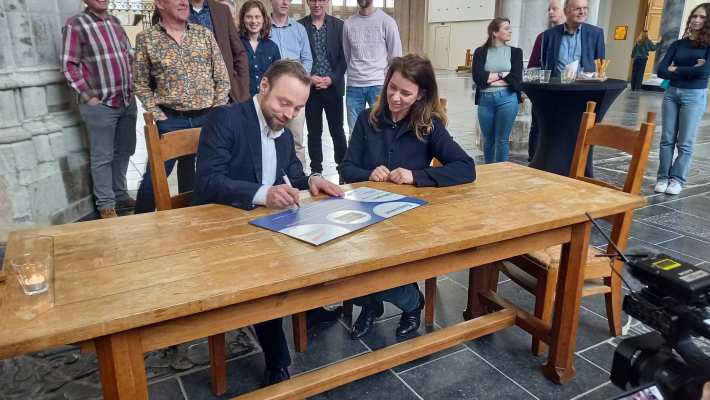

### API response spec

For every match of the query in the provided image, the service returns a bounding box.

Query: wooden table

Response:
[0,163,644,399]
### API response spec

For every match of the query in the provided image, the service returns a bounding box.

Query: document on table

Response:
[249,187,427,245]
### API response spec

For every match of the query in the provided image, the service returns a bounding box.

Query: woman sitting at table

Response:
[340,54,475,340]
[472,17,523,164]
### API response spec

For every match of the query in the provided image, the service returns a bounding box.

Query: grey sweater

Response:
[343,9,403,87]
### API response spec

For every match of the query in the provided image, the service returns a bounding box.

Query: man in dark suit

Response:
[189,0,250,102]
[193,60,343,384]
[540,0,605,77]
[298,0,347,175]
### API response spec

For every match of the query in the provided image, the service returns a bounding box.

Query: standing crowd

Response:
[59,0,709,388]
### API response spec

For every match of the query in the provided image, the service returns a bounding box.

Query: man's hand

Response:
[369,165,391,182]
[668,62,678,72]
[266,184,300,209]
[696,59,706,67]
[308,175,345,197]
[388,167,414,185]
[87,97,101,106]
[319,76,332,89]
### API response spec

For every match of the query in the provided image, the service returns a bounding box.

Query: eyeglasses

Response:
[568,7,589,13]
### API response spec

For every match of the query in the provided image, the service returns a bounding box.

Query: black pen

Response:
[281,168,300,208]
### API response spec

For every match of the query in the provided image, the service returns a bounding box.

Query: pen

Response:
[281,168,300,208]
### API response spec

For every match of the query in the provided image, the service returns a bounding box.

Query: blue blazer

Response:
[193,100,308,209]
[540,23,605,76]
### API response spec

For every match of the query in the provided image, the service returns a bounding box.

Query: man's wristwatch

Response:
[308,173,322,186]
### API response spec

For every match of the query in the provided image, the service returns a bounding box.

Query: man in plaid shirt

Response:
[61,0,136,219]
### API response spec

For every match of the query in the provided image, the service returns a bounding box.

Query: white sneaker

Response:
[665,180,683,195]
[654,179,669,193]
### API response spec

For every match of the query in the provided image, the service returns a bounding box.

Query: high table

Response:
[0,163,644,399]
[523,78,627,176]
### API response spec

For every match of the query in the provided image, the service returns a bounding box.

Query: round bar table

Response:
[522,78,627,177]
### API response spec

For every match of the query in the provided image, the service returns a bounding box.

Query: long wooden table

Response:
[0,163,644,399]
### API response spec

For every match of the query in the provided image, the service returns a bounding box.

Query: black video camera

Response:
[609,252,710,400]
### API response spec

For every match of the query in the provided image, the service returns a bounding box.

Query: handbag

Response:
[660,80,670,90]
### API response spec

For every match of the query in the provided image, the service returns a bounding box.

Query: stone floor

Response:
[2,71,710,399]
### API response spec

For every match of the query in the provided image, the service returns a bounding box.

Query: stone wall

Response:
[0,0,90,242]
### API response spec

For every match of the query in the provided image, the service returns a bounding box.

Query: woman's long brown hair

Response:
[683,3,710,47]
[238,0,271,40]
[483,17,511,48]
[369,54,447,142]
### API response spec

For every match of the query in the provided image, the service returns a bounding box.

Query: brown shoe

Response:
[100,208,118,219]
[115,197,136,209]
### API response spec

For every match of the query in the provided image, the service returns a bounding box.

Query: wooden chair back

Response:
[570,101,655,196]
[143,112,201,211]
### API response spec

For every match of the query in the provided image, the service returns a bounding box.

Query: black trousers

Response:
[630,57,648,91]
[253,318,291,370]
[305,85,347,173]
[528,107,539,162]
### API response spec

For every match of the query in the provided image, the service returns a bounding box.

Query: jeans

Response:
[346,85,382,134]
[78,100,137,210]
[477,89,519,163]
[658,86,707,185]
[254,318,291,370]
[305,85,347,173]
[353,283,421,313]
[134,113,208,213]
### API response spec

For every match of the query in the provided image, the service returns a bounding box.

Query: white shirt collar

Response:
[253,96,284,139]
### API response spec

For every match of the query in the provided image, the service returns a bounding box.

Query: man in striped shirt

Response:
[61,0,137,219]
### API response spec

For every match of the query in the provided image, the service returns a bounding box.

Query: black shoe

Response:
[307,306,343,329]
[350,301,384,339]
[396,291,425,337]
[263,367,290,386]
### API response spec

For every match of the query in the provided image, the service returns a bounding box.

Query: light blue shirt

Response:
[557,24,582,73]
[270,16,313,73]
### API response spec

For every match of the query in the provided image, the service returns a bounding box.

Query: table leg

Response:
[95,330,148,400]
[209,333,227,395]
[542,222,591,384]
[463,263,499,320]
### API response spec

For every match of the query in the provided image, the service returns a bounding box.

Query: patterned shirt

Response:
[311,22,332,77]
[189,0,214,33]
[133,23,230,120]
[61,9,133,107]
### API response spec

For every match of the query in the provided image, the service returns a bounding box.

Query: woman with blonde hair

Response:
[630,30,658,91]
[340,54,475,340]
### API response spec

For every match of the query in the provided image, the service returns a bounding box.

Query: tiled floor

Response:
[3,71,710,399]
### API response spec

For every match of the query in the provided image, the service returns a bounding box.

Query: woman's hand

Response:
[369,165,391,182]
[487,72,500,84]
[388,168,414,185]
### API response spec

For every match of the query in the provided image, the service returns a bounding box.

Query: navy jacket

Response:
[298,14,347,97]
[657,38,710,89]
[241,37,281,96]
[472,45,523,105]
[340,108,476,187]
[193,100,308,209]
[540,23,605,77]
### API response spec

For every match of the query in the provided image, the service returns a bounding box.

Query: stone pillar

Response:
[394,0,426,55]
[655,0,686,69]
[0,0,90,242]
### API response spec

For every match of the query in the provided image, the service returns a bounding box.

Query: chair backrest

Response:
[570,101,655,257]
[570,101,655,196]
[143,112,201,211]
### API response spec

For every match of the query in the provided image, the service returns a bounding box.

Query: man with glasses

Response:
[539,0,605,77]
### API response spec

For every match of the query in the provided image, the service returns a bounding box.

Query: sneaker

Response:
[99,208,118,219]
[665,180,682,195]
[115,197,136,209]
[654,179,669,193]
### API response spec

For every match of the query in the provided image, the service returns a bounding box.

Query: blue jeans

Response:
[134,113,208,213]
[346,85,382,133]
[477,89,519,163]
[658,86,707,185]
[353,283,421,313]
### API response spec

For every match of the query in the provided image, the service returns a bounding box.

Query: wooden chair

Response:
[479,102,655,355]
[143,113,310,395]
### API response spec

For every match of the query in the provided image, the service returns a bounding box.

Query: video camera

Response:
[584,214,710,399]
